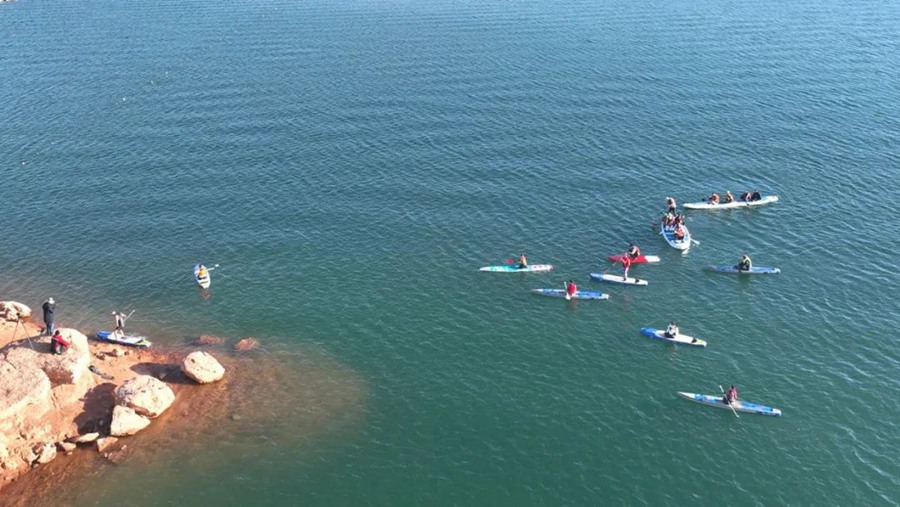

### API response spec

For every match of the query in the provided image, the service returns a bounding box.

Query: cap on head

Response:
[47,297,54,304]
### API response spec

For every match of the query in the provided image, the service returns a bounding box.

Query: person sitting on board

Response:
[198,266,208,278]
[723,385,739,405]
[664,321,679,338]
[673,224,686,241]
[662,212,675,229]
[620,255,633,280]
[751,189,762,201]
[724,191,734,203]
[516,254,528,270]
[627,243,641,259]
[666,196,677,215]
[736,254,752,272]
[50,329,70,355]
[565,280,577,298]
[708,193,720,205]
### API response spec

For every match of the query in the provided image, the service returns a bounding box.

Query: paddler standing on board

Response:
[736,254,752,272]
[113,311,128,338]
[666,196,677,215]
[620,255,632,280]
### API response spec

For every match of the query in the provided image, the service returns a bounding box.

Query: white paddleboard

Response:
[590,273,648,286]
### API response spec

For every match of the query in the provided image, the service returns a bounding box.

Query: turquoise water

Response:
[2,0,900,504]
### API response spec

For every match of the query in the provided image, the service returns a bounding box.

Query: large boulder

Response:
[234,337,259,351]
[3,329,92,385]
[32,442,56,465]
[0,301,31,321]
[109,405,151,437]
[115,375,175,418]
[0,359,52,429]
[181,351,225,384]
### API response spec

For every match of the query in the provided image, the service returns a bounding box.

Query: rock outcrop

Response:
[109,405,151,437]
[0,301,31,322]
[181,351,225,384]
[0,329,94,477]
[234,337,259,351]
[115,375,175,418]
[195,335,224,346]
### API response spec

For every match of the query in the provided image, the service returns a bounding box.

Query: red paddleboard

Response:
[607,254,660,264]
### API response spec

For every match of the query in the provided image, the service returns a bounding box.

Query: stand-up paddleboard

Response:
[194,264,211,288]
[590,273,648,286]
[708,265,780,274]
[480,264,553,273]
[607,254,660,264]
[677,392,782,416]
[683,195,778,210]
[660,222,691,250]
[530,289,609,300]
[640,327,706,347]
[95,331,152,348]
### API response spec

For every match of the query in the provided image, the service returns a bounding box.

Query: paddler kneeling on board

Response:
[664,321,679,339]
[708,193,720,205]
[751,189,762,201]
[565,280,577,298]
[673,224,686,242]
[198,266,208,278]
[724,191,734,203]
[723,385,739,405]
[736,254,752,272]
[627,243,641,260]
[516,254,528,270]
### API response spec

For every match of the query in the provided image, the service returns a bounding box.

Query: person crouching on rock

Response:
[50,329,71,354]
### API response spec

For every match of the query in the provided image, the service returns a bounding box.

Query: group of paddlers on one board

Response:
[706,189,762,205]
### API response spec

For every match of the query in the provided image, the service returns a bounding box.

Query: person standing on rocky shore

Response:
[42,297,56,335]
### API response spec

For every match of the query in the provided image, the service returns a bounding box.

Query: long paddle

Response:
[719,385,739,418]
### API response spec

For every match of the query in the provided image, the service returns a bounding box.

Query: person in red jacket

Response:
[723,385,739,405]
[565,280,577,299]
[50,329,71,355]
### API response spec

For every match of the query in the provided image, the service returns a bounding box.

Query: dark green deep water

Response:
[1,0,899,504]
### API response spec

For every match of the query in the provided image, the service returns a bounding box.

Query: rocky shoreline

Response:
[0,301,234,489]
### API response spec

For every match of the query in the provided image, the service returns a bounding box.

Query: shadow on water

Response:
[0,344,368,506]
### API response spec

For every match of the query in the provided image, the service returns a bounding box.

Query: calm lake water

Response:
[1,0,899,504]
